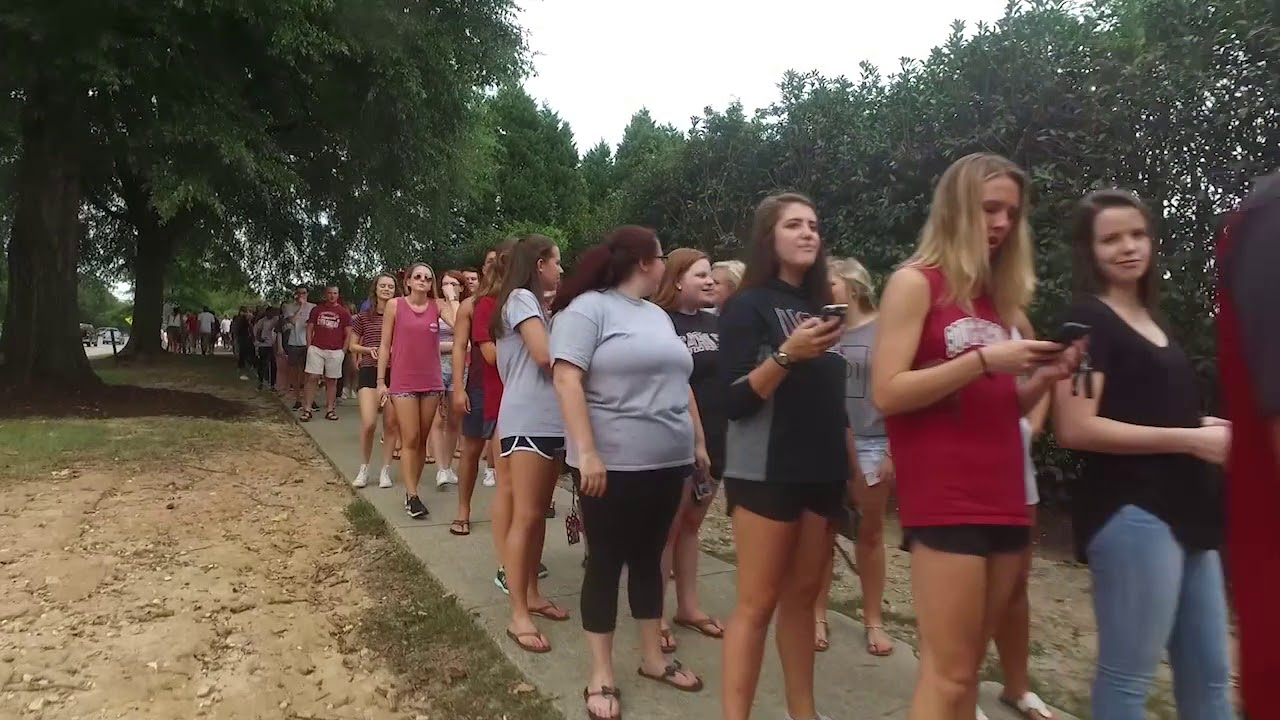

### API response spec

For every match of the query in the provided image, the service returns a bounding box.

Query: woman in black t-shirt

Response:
[1052,190,1233,720]
[651,248,728,652]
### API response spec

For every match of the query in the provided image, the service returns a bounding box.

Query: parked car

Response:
[98,327,124,345]
[81,323,98,347]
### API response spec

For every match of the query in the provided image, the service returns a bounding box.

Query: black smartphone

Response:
[819,304,848,321]
[1051,321,1091,345]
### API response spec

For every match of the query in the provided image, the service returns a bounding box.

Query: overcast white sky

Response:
[518,0,1009,152]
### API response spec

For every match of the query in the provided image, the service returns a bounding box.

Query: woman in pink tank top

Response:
[376,262,461,520]
[871,154,1083,720]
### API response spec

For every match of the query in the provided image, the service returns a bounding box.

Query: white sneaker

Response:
[378,466,393,488]
[446,467,459,485]
[436,469,451,489]
[353,464,369,488]
[482,467,496,487]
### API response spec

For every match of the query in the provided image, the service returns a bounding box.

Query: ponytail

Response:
[551,226,659,313]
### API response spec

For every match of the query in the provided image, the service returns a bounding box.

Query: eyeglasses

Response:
[410,274,433,281]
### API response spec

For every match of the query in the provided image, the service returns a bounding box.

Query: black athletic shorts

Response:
[723,478,846,524]
[461,385,495,440]
[357,365,391,390]
[500,435,565,460]
[286,345,307,367]
[901,525,1030,557]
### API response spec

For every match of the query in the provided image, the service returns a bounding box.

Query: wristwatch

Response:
[771,350,794,369]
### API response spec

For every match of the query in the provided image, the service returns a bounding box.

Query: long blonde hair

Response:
[908,153,1035,322]
[829,257,877,314]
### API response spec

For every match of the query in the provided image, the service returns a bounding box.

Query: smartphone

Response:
[1051,321,1091,345]
[819,304,848,321]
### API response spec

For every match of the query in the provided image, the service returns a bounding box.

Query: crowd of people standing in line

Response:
[215,150,1273,720]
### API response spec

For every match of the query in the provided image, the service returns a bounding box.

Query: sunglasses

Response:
[409,273,433,281]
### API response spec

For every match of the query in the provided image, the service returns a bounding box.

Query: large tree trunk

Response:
[0,80,97,386]
[116,163,189,358]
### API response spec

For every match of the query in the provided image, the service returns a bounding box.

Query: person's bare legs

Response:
[433,401,460,472]
[722,508,798,720]
[995,508,1037,708]
[504,451,562,648]
[585,630,619,718]
[323,377,338,415]
[488,437,512,578]
[357,388,379,464]
[392,396,424,498]
[854,476,894,655]
[775,513,835,720]
[455,436,485,522]
[814,549,834,650]
[380,397,399,469]
[302,372,321,413]
[667,480,722,640]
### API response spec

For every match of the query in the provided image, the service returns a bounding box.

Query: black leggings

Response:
[574,465,688,634]
[255,347,277,388]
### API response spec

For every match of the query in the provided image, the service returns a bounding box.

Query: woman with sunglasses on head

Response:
[551,226,709,720]
[719,193,852,720]
[812,257,895,659]
[430,269,469,490]
[376,262,460,519]
[1053,190,1232,720]
[651,248,726,652]
[494,235,569,652]
[873,153,1081,720]
[348,272,401,490]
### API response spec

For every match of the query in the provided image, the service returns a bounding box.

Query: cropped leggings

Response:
[574,465,688,634]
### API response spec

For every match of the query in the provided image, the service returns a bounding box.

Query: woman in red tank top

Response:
[376,262,460,520]
[871,153,1082,720]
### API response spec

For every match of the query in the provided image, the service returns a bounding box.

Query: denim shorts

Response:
[856,435,889,487]
[441,356,454,391]
[390,390,444,399]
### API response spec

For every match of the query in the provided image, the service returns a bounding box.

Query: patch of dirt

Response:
[0,383,249,420]
[0,432,407,719]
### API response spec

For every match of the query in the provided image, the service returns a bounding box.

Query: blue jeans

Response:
[1087,504,1234,720]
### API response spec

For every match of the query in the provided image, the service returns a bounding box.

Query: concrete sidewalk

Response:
[295,403,1072,720]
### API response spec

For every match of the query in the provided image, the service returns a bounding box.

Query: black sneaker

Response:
[545,503,555,519]
[406,495,428,519]
[311,402,320,411]
[292,400,303,410]
[537,562,549,579]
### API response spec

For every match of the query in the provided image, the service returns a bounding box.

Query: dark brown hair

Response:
[739,192,833,307]
[366,272,402,308]
[492,235,558,339]
[652,248,709,311]
[551,226,660,313]
[1070,189,1160,309]
[476,238,518,299]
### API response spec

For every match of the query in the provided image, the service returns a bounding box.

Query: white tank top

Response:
[1011,326,1040,506]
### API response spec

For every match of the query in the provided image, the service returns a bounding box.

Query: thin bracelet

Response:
[975,348,992,377]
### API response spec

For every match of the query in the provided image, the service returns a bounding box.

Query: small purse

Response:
[565,481,583,545]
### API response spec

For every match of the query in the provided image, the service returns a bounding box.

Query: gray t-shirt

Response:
[283,301,314,346]
[497,288,564,438]
[837,319,886,438]
[550,290,695,471]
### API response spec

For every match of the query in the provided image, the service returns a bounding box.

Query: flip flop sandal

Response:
[506,629,550,654]
[583,686,621,720]
[392,448,401,460]
[673,616,724,639]
[299,410,313,422]
[864,624,894,657]
[448,519,470,536]
[529,602,570,622]
[425,455,436,464]
[636,660,703,693]
[658,627,676,654]
[814,620,830,652]
[453,449,461,458]
[1000,692,1054,720]
[325,411,339,421]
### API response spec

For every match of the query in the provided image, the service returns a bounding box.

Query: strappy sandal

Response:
[506,628,550,654]
[583,686,621,720]
[673,615,724,639]
[529,601,570,622]
[425,455,436,464]
[865,623,894,657]
[392,447,401,460]
[636,659,703,692]
[299,410,313,422]
[658,627,676,654]
[814,619,830,652]
[325,410,339,421]
[448,519,470,536]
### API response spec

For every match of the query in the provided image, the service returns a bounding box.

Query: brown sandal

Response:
[673,615,724,638]
[506,628,550,654]
[815,620,830,652]
[529,601,570,622]
[583,686,621,720]
[865,624,894,657]
[636,660,703,692]
[448,519,470,536]
[658,627,676,654]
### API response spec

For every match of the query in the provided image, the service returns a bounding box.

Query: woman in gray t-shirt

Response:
[490,235,570,653]
[550,226,709,719]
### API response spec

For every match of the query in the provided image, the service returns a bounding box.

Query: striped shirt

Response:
[349,309,385,369]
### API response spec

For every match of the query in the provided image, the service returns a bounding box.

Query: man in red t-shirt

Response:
[1217,173,1280,718]
[302,285,352,420]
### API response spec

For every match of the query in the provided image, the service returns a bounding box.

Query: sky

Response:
[518,0,1009,152]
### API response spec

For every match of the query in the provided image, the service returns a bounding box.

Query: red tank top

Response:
[471,296,504,421]
[885,267,1028,527]
[388,298,443,394]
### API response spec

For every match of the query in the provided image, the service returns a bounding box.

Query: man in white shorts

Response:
[301,285,352,421]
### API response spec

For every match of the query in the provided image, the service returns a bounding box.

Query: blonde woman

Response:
[872,153,1082,720]
[813,258,895,658]
[709,259,744,311]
